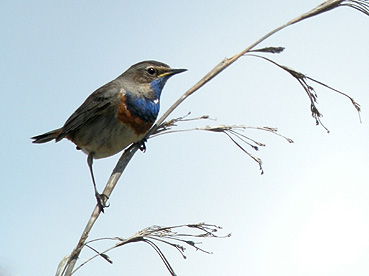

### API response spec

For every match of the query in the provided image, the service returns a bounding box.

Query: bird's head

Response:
[120,60,187,100]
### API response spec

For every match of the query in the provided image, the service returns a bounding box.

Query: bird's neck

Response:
[121,77,167,123]
[150,77,167,98]
[125,92,160,123]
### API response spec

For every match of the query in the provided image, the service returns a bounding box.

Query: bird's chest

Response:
[117,93,159,136]
[72,107,143,159]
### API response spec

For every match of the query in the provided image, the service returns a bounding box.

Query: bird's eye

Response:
[146,67,157,76]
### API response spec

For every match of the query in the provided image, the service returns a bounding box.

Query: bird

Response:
[31,60,186,211]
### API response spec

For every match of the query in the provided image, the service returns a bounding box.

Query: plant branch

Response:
[246,54,362,130]
[58,1,368,274]
[72,223,228,276]
[151,118,294,174]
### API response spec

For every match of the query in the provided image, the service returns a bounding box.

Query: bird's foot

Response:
[137,138,147,152]
[95,192,110,213]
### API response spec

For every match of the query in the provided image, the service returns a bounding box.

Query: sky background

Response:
[1,1,369,275]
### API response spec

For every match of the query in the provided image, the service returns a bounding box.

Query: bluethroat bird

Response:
[31,60,186,211]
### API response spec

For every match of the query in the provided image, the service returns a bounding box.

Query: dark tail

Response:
[31,128,62,144]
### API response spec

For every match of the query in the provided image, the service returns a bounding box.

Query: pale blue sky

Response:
[1,1,369,275]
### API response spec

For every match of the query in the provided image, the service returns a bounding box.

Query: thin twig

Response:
[246,54,362,128]
[72,223,228,275]
[58,1,368,274]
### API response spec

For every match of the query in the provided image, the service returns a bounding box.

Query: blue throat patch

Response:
[150,77,166,98]
[125,93,160,123]
[125,77,167,123]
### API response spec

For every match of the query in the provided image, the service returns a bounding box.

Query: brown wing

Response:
[56,81,121,141]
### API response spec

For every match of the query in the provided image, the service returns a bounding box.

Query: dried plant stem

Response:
[246,54,362,130]
[73,223,228,276]
[58,1,367,275]
[148,1,347,132]
[59,145,138,276]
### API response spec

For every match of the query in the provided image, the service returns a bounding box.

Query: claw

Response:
[95,192,110,212]
[137,139,147,152]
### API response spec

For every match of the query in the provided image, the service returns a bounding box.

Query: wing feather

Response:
[56,81,121,141]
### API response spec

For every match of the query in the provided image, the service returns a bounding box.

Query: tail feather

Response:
[31,128,62,144]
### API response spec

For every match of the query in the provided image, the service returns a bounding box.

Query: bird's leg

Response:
[87,152,109,212]
[136,138,147,152]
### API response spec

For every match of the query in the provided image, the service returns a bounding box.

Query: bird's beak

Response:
[158,68,187,78]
